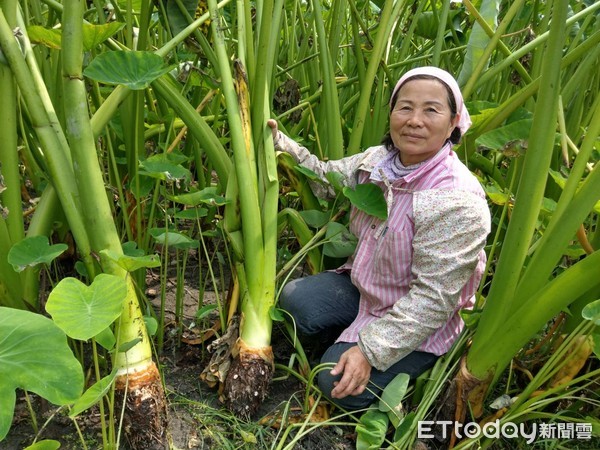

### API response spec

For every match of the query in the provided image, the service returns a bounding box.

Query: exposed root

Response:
[200,315,276,418]
[448,357,492,447]
[200,314,240,388]
[224,339,274,419]
[115,361,170,450]
[459,358,491,417]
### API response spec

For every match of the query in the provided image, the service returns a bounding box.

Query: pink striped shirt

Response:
[275,134,490,371]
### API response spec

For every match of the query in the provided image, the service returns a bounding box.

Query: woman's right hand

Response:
[267,119,279,140]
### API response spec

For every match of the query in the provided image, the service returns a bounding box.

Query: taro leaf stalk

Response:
[60,1,168,448]
[0,0,28,310]
[206,0,281,417]
[0,8,100,288]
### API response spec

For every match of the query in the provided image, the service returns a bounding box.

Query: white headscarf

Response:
[389,66,472,135]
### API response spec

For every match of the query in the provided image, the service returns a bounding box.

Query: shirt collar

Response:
[368,141,452,184]
[399,141,452,183]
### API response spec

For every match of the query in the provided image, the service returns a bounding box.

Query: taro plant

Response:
[190,0,393,417]
[82,0,287,417]
[196,0,282,417]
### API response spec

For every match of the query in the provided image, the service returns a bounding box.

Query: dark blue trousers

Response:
[279,271,438,410]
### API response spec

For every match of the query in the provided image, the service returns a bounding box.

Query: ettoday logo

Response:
[417,420,593,443]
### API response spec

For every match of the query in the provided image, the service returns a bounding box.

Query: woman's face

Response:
[389,78,458,165]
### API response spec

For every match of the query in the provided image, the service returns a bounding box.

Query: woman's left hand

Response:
[330,346,372,399]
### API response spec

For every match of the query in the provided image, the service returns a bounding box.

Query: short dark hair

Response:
[382,74,462,150]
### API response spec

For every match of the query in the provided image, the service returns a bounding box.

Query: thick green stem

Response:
[61,0,120,260]
[16,9,72,157]
[208,0,263,301]
[0,0,23,244]
[514,99,600,301]
[254,0,282,348]
[247,97,279,348]
[235,262,271,348]
[206,0,281,352]
[113,278,153,370]
[0,216,23,308]
[151,76,231,187]
[0,8,95,276]
[468,250,600,382]
[473,0,570,347]
[0,0,25,309]
[61,0,152,370]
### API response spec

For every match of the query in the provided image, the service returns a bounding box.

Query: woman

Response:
[268,66,490,411]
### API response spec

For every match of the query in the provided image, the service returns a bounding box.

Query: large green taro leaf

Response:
[7,235,67,272]
[83,51,174,90]
[46,274,126,341]
[0,307,84,440]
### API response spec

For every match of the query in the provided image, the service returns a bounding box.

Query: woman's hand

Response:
[267,119,279,140]
[330,346,372,399]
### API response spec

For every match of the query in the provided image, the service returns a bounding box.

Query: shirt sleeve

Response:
[357,189,491,371]
[273,131,380,199]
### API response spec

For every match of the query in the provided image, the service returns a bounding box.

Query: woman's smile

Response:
[389,79,458,165]
[403,133,425,139]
